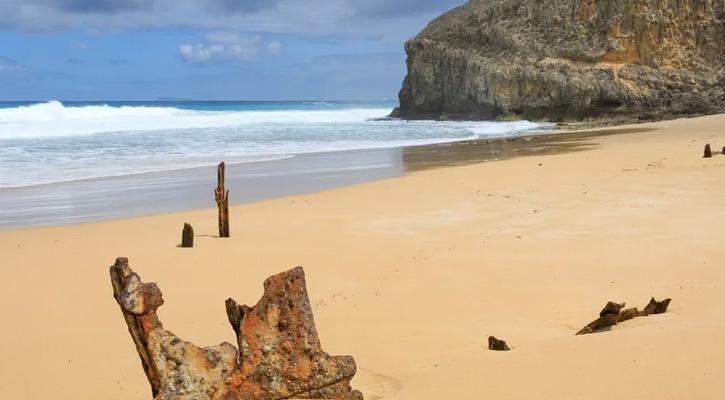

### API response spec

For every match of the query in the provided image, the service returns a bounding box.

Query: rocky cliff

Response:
[391,0,725,122]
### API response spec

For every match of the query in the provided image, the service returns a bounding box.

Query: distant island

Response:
[391,0,725,123]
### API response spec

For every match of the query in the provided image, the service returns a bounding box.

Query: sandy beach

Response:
[1,114,725,399]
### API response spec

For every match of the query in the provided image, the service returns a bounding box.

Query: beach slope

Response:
[1,115,724,399]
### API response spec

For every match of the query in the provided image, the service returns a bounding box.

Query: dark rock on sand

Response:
[110,258,363,400]
[392,0,725,122]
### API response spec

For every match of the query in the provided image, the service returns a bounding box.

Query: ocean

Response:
[0,100,549,189]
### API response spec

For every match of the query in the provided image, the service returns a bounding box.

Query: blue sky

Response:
[0,0,465,101]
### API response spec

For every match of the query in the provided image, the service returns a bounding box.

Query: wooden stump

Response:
[215,162,230,238]
[704,143,712,158]
[488,336,510,351]
[181,223,194,248]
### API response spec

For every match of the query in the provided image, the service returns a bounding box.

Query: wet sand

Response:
[0,149,405,229]
[1,126,649,229]
[402,126,655,170]
[1,114,724,400]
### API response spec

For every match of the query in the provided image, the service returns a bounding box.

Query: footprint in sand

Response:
[353,368,402,400]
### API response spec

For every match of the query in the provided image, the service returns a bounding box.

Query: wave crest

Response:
[0,101,189,123]
[0,101,390,139]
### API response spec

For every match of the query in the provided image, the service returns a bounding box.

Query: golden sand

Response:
[1,114,724,399]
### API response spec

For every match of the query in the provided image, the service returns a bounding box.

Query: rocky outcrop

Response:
[110,258,363,400]
[392,0,725,122]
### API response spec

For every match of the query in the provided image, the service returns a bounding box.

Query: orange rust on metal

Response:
[110,258,362,400]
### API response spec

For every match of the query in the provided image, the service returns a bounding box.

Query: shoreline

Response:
[0,124,653,230]
[1,114,724,400]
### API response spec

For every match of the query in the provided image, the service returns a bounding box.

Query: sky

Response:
[0,0,465,101]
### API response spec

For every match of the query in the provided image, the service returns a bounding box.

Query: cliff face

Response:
[392,0,725,121]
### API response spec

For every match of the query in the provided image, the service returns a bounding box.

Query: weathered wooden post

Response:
[215,162,230,238]
[704,143,712,158]
[181,223,194,248]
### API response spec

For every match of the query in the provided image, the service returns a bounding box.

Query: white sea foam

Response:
[0,101,391,139]
[0,154,298,189]
[0,101,553,188]
[0,101,185,122]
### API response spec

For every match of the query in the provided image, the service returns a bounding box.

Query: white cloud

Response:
[73,42,88,49]
[0,0,465,40]
[179,32,261,64]
[179,44,221,63]
[267,40,282,54]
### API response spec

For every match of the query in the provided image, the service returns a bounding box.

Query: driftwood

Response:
[576,297,672,335]
[181,223,194,248]
[488,336,510,351]
[110,258,362,400]
[704,143,712,158]
[214,162,230,238]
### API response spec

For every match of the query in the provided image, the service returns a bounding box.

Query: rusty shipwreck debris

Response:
[704,143,712,158]
[110,257,363,400]
[215,162,230,238]
[181,223,194,248]
[576,297,671,336]
[488,336,510,351]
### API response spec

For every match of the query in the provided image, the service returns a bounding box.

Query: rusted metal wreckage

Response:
[110,257,363,400]
[576,298,672,336]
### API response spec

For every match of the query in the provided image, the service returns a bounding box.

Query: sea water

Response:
[0,100,548,189]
